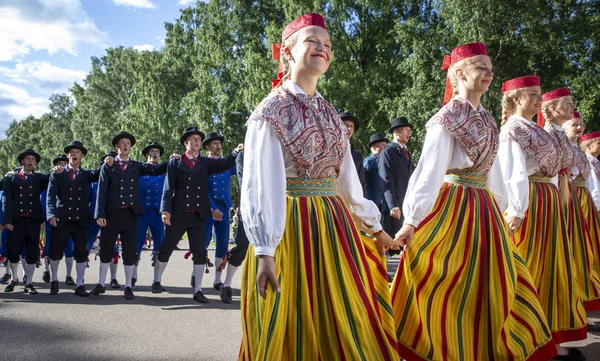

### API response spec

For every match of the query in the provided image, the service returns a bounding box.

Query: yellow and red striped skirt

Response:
[512,176,587,342]
[391,173,556,361]
[239,177,399,361]
[571,181,600,310]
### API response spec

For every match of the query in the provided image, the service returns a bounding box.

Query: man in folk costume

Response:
[581,131,600,211]
[2,149,52,294]
[379,117,415,254]
[46,141,107,297]
[41,154,75,286]
[340,112,367,195]
[0,183,11,284]
[153,127,241,303]
[92,131,167,300]
[133,142,166,285]
[363,133,389,206]
[202,132,237,290]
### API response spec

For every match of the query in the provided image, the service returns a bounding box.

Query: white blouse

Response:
[240,82,383,257]
[587,157,600,209]
[402,114,508,228]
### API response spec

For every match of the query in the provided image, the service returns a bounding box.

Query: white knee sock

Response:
[132,264,138,279]
[214,257,223,284]
[154,261,167,283]
[65,257,74,278]
[587,317,596,326]
[110,261,118,281]
[9,262,19,281]
[98,262,110,286]
[21,259,26,279]
[76,262,86,287]
[193,264,205,293]
[25,263,35,285]
[50,259,60,282]
[223,264,238,288]
[124,265,134,288]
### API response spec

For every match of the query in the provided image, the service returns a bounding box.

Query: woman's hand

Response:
[505,215,522,235]
[373,230,402,256]
[256,255,279,299]
[395,224,415,249]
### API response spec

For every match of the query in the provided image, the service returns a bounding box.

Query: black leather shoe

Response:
[110,279,120,289]
[124,287,134,300]
[4,280,17,292]
[42,271,50,283]
[25,284,38,295]
[74,286,89,297]
[190,274,195,289]
[553,348,587,361]
[65,276,75,286]
[151,281,163,294]
[587,323,600,333]
[193,291,209,303]
[131,278,137,288]
[90,284,105,295]
[220,286,232,304]
[0,273,11,284]
[213,282,223,291]
[50,280,59,295]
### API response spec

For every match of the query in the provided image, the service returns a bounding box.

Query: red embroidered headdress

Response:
[441,42,488,105]
[572,111,582,119]
[537,88,571,126]
[502,76,540,93]
[581,131,600,143]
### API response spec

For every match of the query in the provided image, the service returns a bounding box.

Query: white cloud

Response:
[0,0,107,61]
[177,0,196,5]
[133,44,155,52]
[112,0,155,8]
[0,61,86,91]
[0,83,49,138]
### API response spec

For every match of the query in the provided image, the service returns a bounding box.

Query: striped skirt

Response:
[570,181,600,310]
[239,178,399,361]
[391,173,557,361]
[512,177,587,342]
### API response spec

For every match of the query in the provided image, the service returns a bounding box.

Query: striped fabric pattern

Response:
[513,181,587,342]
[571,184,600,310]
[391,181,557,361]
[239,188,399,361]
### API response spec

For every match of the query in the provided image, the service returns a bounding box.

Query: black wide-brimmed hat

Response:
[52,154,68,166]
[388,117,413,134]
[367,133,390,148]
[180,126,205,145]
[111,131,136,147]
[101,150,118,163]
[202,132,225,149]
[339,112,360,130]
[142,142,165,157]
[64,140,88,156]
[17,149,41,164]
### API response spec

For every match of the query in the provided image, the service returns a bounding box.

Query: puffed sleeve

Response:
[240,117,287,257]
[402,123,453,227]
[336,143,382,234]
[587,168,600,210]
[487,155,509,214]
[498,135,528,218]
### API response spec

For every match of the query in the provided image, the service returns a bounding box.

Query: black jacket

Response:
[351,145,366,196]
[378,142,415,212]
[2,170,50,224]
[47,168,100,227]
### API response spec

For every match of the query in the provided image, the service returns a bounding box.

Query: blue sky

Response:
[0,0,199,139]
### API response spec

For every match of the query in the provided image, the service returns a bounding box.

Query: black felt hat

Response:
[142,142,165,157]
[339,112,360,130]
[100,150,118,163]
[387,117,413,134]
[367,133,390,148]
[180,126,205,145]
[202,132,225,149]
[17,149,41,164]
[52,154,68,166]
[111,131,136,147]
[64,140,88,156]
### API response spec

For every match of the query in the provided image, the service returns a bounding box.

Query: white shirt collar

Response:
[454,95,485,112]
[115,155,130,162]
[282,80,323,99]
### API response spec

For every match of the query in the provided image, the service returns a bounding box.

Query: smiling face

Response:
[563,117,585,140]
[551,96,576,123]
[21,155,37,171]
[115,138,131,158]
[285,26,332,78]
[67,149,84,168]
[514,86,542,119]
[205,139,222,156]
[454,55,494,95]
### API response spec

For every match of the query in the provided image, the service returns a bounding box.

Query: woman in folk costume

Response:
[498,77,588,360]
[391,43,557,361]
[239,13,400,361]
[580,131,600,213]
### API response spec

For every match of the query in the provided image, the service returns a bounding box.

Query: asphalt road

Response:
[1,248,600,361]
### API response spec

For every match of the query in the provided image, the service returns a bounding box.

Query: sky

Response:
[0,0,199,139]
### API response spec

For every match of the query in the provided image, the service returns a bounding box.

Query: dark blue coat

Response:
[363,154,385,206]
[378,142,415,212]
[208,164,235,211]
[2,170,50,224]
[47,169,100,227]
[95,161,167,219]
[161,152,237,218]
[351,146,366,196]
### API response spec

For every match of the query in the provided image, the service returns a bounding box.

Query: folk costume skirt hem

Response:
[391,177,556,361]
[575,183,600,311]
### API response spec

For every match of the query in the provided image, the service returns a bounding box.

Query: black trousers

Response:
[158,212,206,265]
[228,218,249,267]
[6,217,41,264]
[99,208,138,265]
[49,222,88,263]
[382,207,404,256]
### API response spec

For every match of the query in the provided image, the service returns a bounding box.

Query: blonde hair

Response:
[580,138,598,152]
[447,58,474,98]
[500,88,524,126]
[273,32,301,90]
[540,98,562,126]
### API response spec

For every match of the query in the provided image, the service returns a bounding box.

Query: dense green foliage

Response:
[1,0,598,175]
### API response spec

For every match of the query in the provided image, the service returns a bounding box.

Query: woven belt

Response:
[444,172,487,189]
[572,180,587,187]
[286,177,337,197]
[529,175,553,183]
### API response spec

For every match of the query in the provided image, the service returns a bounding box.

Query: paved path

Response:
[1,248,600,360]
